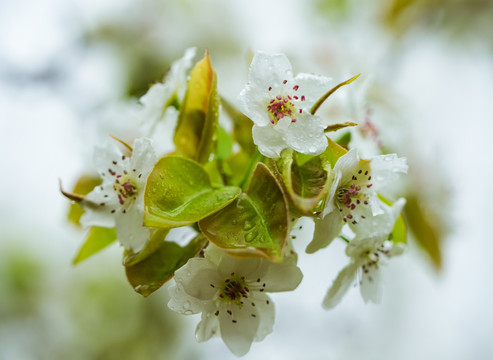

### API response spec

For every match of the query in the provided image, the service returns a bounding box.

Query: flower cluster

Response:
[62,49,409,356]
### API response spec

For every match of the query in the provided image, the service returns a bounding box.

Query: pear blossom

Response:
[306,148,408,253]
[139,47,196,137]
[237,51,331,158]
[168,245,303,356]
[80,137,157,252]
[322,199,406,308]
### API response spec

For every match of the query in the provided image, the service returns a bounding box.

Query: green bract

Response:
[67,175,101,226]
[125,234,207,297]
[199,163,289,262]
[173,50,219,164]
[278,149,333,215]
[73,227,116,265]
[144,156,241,228]
[324,138,348,168]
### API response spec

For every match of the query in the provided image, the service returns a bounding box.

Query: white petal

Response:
[139,47,196,129]
[293,73,332,108]
[114,206,150,251]
[252,124,287,158]
[166,47,196,100]
[333,148,360,185]
[139,82,170,127]
[360,265,382,303]
[322,169,342,217]
[247,52,293,91]
[93,141,127,175]
[196,311,220,342]
[389,242,407,257]
[251,293,275,342]
[306,211,343,254]
[285,113,327,156]
[369,153,408,191]
[130,138,156,174]
[79,206,115,228]
[218,301,260,357]
[238,86,271,127]
[354,198,406,238]
[149,107,179,155]
[80,183,117,228]
[322,262,359,309]
[174,257,221,301]
[256,258,303,292]
[168,282,212,315]
[345,235,382,258]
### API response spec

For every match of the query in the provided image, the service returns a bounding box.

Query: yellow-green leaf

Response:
[278,149,333,215]
[73,227,116,265]
[173,49,219,164]
[125,234,207,297]
[324,138,348,168]
[199,163,289,262]
[404,195,443,270]
[144,156,241,228]
[123,229,170,267]
[67,175,101,226]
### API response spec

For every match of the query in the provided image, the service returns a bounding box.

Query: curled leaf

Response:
[144,156,241,228]
[199,163,289,262]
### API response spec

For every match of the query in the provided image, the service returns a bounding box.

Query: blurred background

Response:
[1,0,492,359]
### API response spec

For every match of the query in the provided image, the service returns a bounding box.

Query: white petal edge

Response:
[322,262,360,309]
[306,211,343,254]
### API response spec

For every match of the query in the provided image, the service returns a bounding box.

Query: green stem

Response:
[340,235,351,243]
[310,74,360,115]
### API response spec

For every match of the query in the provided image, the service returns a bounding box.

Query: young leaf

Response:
[144,156,241,228]
[66,175,101,226]
[73,227,116,265]
[123,229,170,267]
[324,121,358,133]
[278,150,333,215]
[324,138,348,168]
[173,49,219,164]
[125,234,207,297]
[199,163,289,262]
[404,195,443,270]
[223,150,251,186]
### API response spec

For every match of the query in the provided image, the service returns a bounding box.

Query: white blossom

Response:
[139,47,196,137]
[323,199,406,309]
[168,245,303,356]
[80,138,157,252]
[306,148,408,253]
[237,51,331,158]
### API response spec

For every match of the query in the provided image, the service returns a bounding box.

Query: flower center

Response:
[336,168,373,224]
[265,82,305,125]
[362,241,392,275]
[113,175,138,206]
[218,276,249,307]
[267,95,297,124]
